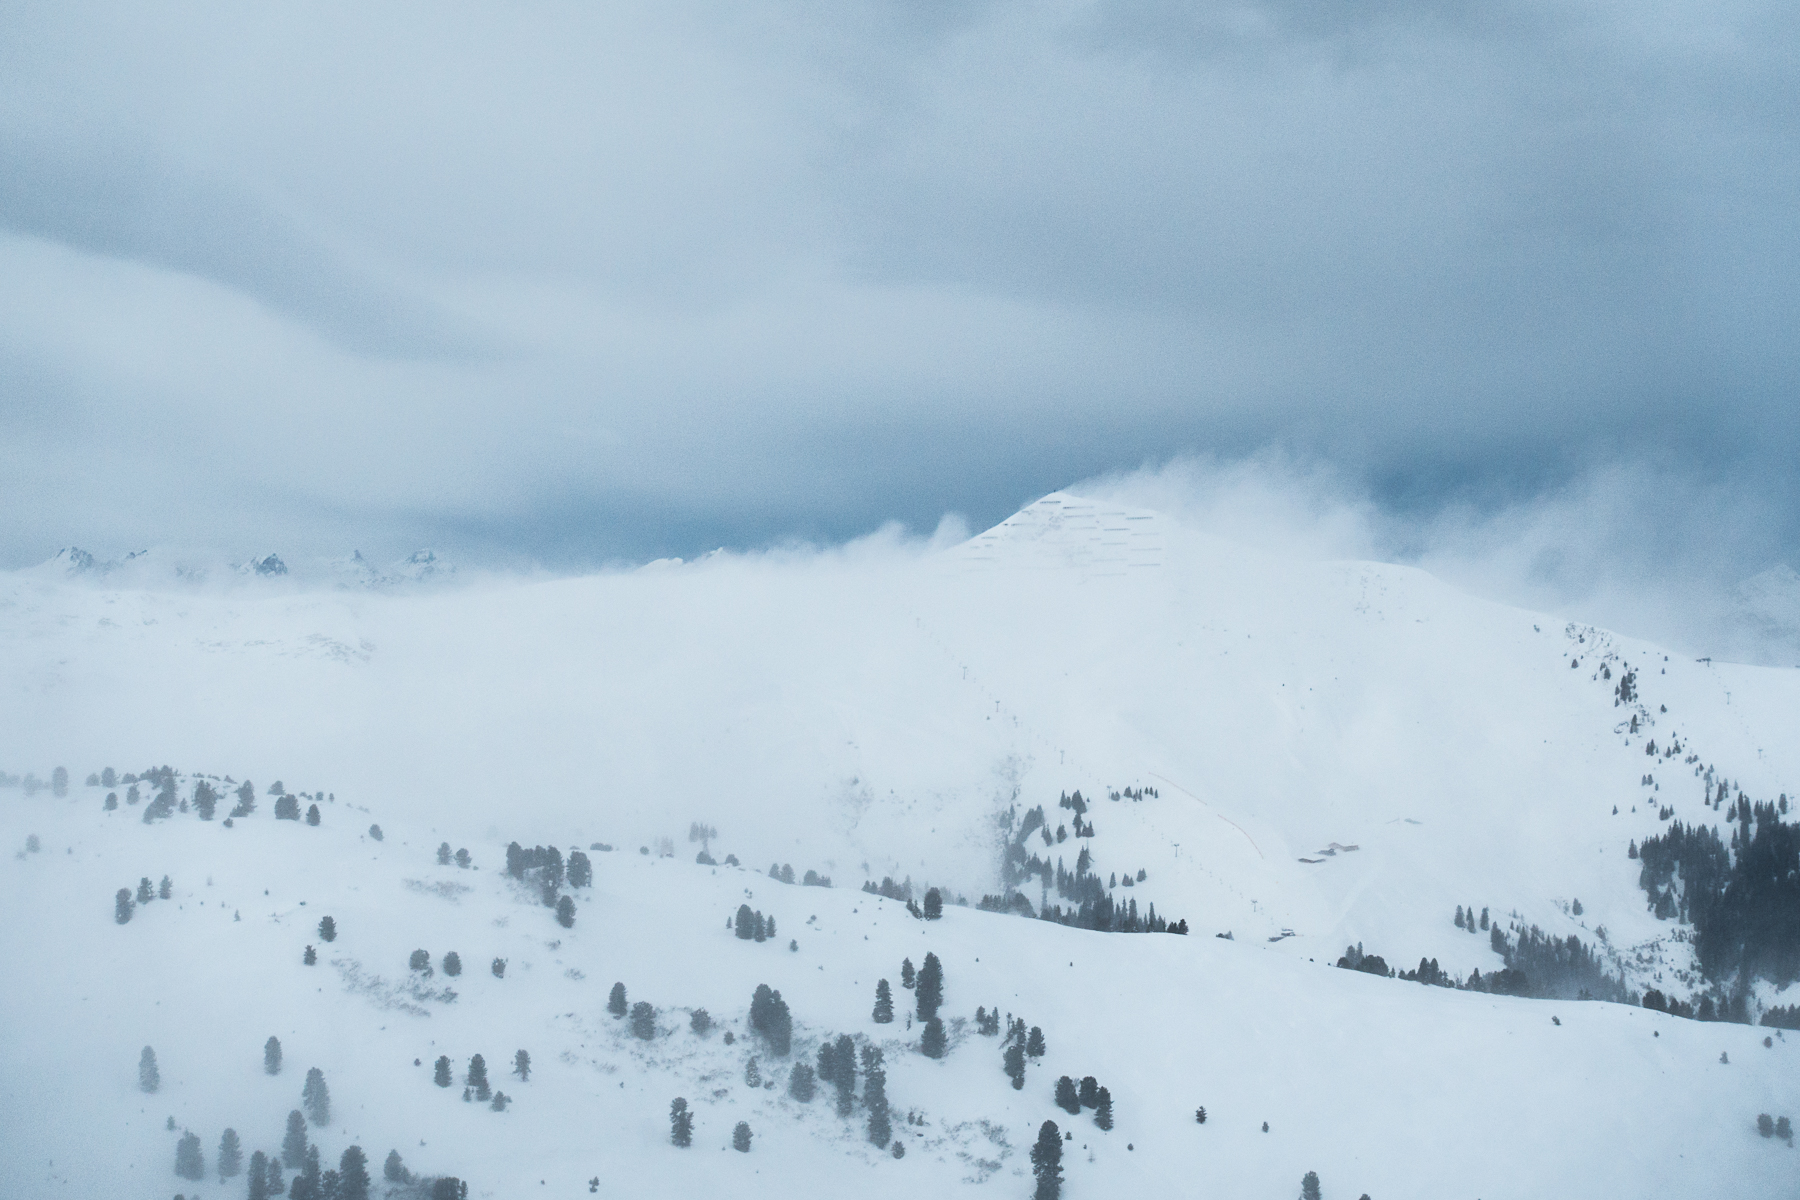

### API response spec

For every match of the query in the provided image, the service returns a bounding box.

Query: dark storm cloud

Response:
[0,0,1795,638]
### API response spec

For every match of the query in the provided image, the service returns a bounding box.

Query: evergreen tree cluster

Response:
[1034,893,1187,935]
[817,1034,858,1116]
[733,903,776,942]
[749,984,793,1055]
[863,876,916,901]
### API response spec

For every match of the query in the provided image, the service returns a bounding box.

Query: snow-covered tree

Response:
[872,978,894,1023]
[174,1131,205,1180]
[338,1146,370,1200]
[218,1128,243,1179]
[138,1046,159,1093]
[608,982,628,1017]
[283,1110,309,1167]
[916,952,944,1020]
[303,1066,331,1124]
[864,1046,891,1146]
[1004,1042,1025,1090]
[732,1121,752,1152]
[921,1017,947,1059]
[265,1036,283,1075]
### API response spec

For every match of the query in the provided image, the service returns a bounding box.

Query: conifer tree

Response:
[303,1067,331,1124]
[293,1144,322,1200]
[265,1036,283,1075]
[115,887,134,924]
[410,949,431,973]
[863,1045,891,1146]
[1003,1042,1025,1090]
[670,1098,694,1147]
[174,1130,205,1179]
[514,1050,531,1081]
[491,957,507,978]
[833,1033,857,1115]
[735,904,756,939]
[139,1046,159,1093]
[434,1056,453,1087]
[1055,1076,1080,1114]
[1079,1076,1098,1108]
[1027,1026,1045,1057]
[690,1009,712,1035]
[1301,1171,1322,1200]
[138,877,155,904]
[318,916,336,942]
[921,1017,947,1059]
[384,1150,407,1182]
[788,1061,816,1102]
[1030,1120,1063,1200]
[608,982,628,1017]
[283,1110,309,1167]
[872,978,894,1023]
[264,1154,284,1197]
[159,875,173,900]
[567,850,592,888]
[216,1128,243,1179]
[916,952,944,1021]
[1094,1087,1113,1130]
[248,1151,270,1200]
[901,958,916,989]
[443,951,462,976]
[468,1055,490,1101]
[732,1121,752,1152]
[306,803,321,826]
[816,1039,836,1087]
[438,842,453,865]
[923,887,943,919]
[338,1146,371,1200]
[631,1001,656,1040]
[303,945,317,965]
[556,895,576,928]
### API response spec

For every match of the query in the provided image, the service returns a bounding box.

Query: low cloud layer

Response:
[1085,454,1800,666]
[3,1,1795,617]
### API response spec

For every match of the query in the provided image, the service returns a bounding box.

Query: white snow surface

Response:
[2,491,1798,1197]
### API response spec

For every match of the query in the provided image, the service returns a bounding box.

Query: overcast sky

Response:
[3,1,1797,604]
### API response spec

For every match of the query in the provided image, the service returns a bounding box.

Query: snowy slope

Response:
[4,493,1795,990]
[1,785,1795,1200]
[4,491,1800,1196]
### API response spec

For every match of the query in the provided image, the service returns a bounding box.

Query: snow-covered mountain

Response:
[2,492,1796,1198]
